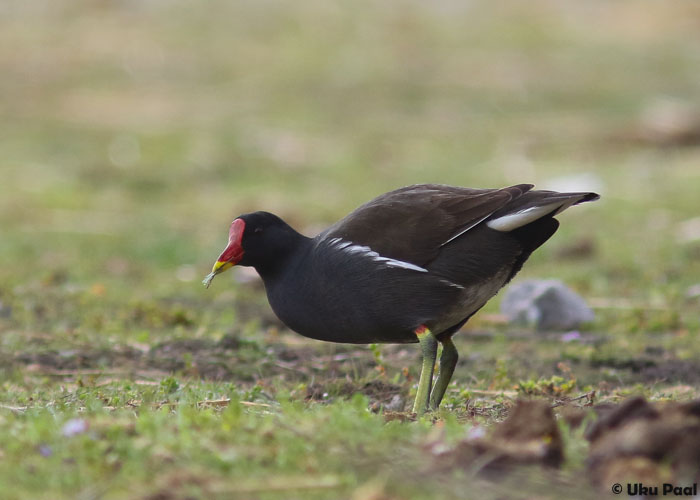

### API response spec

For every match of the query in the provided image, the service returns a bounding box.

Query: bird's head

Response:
[203,211,299,288]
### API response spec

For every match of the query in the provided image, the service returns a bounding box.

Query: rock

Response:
[500,279,594,331]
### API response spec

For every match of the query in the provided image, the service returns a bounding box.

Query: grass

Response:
[1,0,700,498]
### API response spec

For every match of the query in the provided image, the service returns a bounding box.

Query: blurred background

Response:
[3,3,700,497]
[1,0,699,345]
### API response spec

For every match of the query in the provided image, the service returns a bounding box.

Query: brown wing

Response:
[320,183,533,266]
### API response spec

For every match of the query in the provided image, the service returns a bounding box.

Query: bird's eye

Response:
[254,227,263,234]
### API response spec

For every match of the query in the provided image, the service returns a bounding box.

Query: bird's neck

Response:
[253,230,313,282]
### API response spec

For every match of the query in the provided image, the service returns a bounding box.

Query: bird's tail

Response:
[485,190,599,232]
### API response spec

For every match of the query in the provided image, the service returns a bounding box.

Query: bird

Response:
[203,184,599,414]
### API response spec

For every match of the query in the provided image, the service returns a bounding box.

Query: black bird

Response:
[204,184,599,413]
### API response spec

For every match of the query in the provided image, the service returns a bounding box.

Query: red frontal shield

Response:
[217,218,245,264]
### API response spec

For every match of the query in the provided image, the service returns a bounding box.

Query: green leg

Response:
[429,337,459,410]
[412,326,438,415]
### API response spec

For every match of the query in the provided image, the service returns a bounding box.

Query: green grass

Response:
[1,0,700,498]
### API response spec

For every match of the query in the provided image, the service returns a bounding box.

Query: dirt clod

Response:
[587,396,700,488]
[432,399,563,475]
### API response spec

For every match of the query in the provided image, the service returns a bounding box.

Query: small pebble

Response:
[62,418,88,437]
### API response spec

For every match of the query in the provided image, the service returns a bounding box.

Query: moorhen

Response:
[204,184,599,413]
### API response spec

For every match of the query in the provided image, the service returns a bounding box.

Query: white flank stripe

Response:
[486,202,563,232]
[327,238,428,272]
[440,279,465,290]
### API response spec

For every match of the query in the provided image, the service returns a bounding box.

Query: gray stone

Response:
[500,279,594,331]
